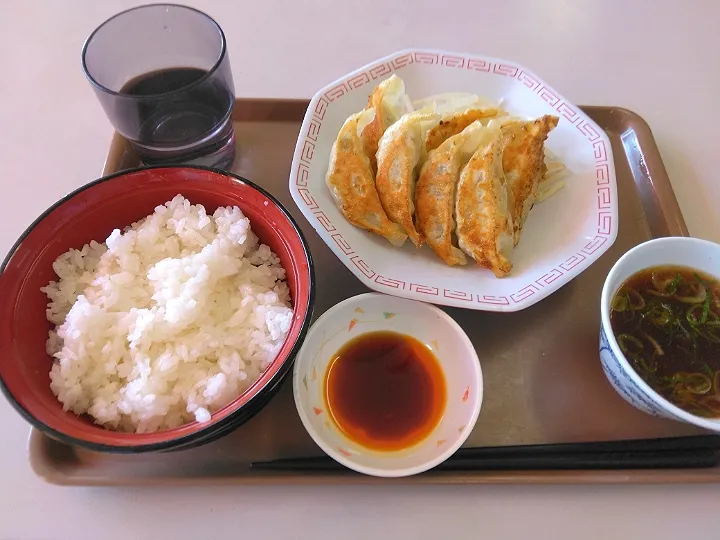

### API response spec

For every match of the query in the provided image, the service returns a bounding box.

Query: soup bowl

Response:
[600,236,720,432]
[293,293,483,477]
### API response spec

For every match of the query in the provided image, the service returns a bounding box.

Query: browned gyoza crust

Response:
[360,76,407,174]
[415,121,487,266]
[375,110,439,247]
[500,115,559,245]
[360,84,386,173]
[424,108,501,153]
[455,128,514,277]
[326,112,407,246]
[415,139,465,264]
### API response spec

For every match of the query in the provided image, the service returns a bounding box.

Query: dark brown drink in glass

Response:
[82,5,236,169]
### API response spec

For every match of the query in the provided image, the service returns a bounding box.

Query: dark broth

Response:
[118,67,234,151]
[610,265,720,418]
[325,331,446,451]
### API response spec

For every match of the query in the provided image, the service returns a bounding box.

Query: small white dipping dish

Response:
[600,236,720,432]
[292,293,483,477]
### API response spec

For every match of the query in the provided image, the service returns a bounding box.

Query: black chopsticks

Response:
[251,435,720,472]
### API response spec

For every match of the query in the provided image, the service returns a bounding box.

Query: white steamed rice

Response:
[41,195,294,433]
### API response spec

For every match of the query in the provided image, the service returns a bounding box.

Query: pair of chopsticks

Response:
[251,435,720,472]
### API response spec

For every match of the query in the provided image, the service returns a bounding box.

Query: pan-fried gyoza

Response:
[324,78,562,277]
[376,108,440,246]
[326,109,408,246]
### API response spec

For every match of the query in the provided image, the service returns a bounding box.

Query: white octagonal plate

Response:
[289,49,618,312]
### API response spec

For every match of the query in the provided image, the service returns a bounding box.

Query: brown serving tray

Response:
[28,99,718,485]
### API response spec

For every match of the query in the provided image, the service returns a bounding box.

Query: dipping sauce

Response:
[610,265,720,418]
[325,331,446,451]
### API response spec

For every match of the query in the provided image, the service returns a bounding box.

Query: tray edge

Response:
[30,102,711,486]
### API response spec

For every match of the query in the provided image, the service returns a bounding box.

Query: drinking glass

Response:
[82,4,236,169]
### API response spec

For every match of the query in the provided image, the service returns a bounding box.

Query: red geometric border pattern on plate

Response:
[314,97,329,120]
[307,120,320,141]
[493,63,519,77]
[331,233,353,255]
[391,54,414,69]
[598,187,612,209]
[560,252,587,272]
[510,284,539,303]
[575,120,601,142]
[296,188,319,210]
[582,236,608,255]
[374,275,406,289]
[592,128,612,237]
[316,212,337,233]
[441,55,465,68]
[444,289,473,301]
[598,212,613,235]
[596,163,611,185]
[593,140,608,162]
[415,52,440,64]
[537,86,560,107]
[300,140,315,163]
[369,63,392,79]
[517,70,541,91]
[477,295,510,306]
[295,162,309,187]
[295,51,615,307]
[348,72,370,90]
[324,82,349,102]
[535,268,564,286]
[466,58,491,72]
[350,256,375,279]
[556,101,580,123]
[410,283,439,295]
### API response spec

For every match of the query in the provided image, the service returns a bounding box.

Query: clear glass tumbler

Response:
[82,4,236,169]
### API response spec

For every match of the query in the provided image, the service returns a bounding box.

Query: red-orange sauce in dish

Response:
[324,331,446,451]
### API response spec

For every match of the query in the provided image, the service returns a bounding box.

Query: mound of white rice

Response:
[41,195,294,433]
